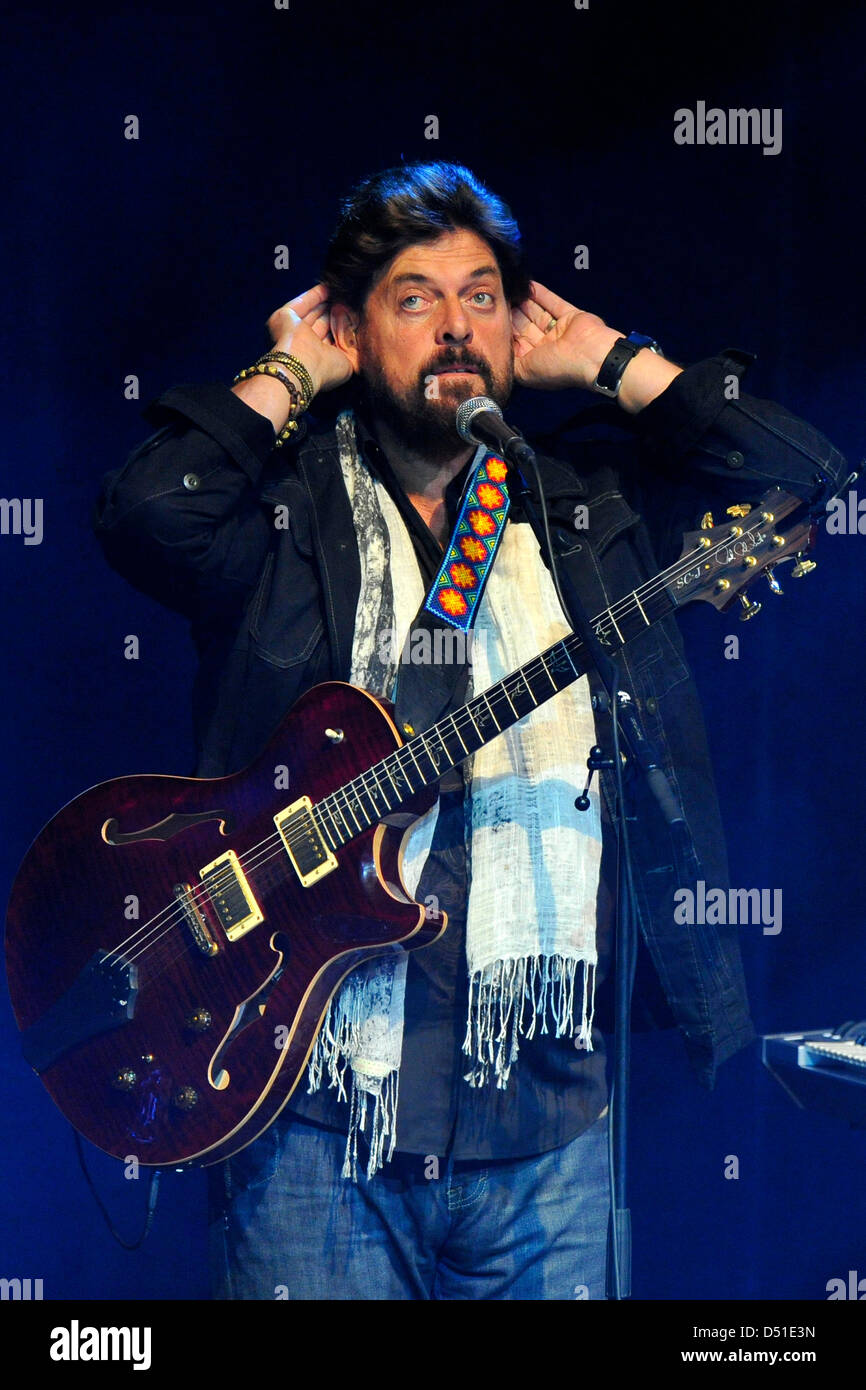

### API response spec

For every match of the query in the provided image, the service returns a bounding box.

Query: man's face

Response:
[338,228,515,462]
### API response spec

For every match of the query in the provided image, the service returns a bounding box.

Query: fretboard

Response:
[312,568,679,851]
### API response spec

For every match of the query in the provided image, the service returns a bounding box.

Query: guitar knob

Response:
[172,1086,199,1111]
[185,1008,212,1033]
[110,1067,137,1092]
[791,556,817,578]
[324,727,344,744]
[764,566,783,595]
[726,503,751,518]
[700,511,714,530]
[738,594,762,621]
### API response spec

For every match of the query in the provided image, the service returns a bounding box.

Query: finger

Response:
[517,300,551,334]
[309,312,333,342]
[511,305,547,343]
[304,302,331,329]
[281,283,330,317]
[525,279,577,318]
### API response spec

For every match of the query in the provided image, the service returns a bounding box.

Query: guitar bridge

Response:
[275,796,337,887]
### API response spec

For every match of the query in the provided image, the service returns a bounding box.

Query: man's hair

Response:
[322,161,531,314]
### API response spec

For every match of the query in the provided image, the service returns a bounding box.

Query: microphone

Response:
[455,396,536,467]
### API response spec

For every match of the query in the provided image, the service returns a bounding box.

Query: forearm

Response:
[230,351,323,434]
[580,322,684,414]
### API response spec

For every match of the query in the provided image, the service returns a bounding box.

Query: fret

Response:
[448,716,470,756]
[349,771,381,820]
[485,687,516,733]
[402,739,427,785]
[414,734,442,781]
[539,652,558,692]
[606,608,624,644]
[386,751,417,796]
[419,731,447,777]
[501,684,519,718]
[432,721,464,766]
[553,639,582,682]
[317,807,340,850]
[325,795,351,841]
[633,592,650,626]
[336,786,367,833]
[507,673,537,708]
[466,703,484,738]
[481,693,501,732]
[367,764,393,812]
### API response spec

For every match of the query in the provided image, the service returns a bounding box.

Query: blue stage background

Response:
[2,0,864,1300]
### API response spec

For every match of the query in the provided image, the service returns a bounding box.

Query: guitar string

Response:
[108,513,787,971]
[110,511,785,973]
[104,512,792,973]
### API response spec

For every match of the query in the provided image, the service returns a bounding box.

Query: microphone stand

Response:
[498,438,687,1301]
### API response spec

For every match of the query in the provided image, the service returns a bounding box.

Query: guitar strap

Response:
[393,450,511,738]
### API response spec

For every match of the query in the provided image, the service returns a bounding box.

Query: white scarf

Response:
[305,411,603,1178]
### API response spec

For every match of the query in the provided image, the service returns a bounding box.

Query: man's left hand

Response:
[511,281,618,391]
[511,280,682,412]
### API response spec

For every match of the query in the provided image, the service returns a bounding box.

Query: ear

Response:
[330,303,362,372]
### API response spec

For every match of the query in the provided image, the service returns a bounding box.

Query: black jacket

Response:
[94,351,845,1086]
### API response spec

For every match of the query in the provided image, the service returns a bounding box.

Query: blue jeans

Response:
[209,1109,610,1300]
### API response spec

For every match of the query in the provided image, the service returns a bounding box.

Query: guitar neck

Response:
[312,567,679,847]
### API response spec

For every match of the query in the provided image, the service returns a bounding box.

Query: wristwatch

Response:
[593,331,663,398]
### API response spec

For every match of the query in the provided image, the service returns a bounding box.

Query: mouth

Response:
[432,366,481,376]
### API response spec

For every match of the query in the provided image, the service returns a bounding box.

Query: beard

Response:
[359,345,513,467]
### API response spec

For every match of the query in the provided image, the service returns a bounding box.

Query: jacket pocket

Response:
[247,537,325,670]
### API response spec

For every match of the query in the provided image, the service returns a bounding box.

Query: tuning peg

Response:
[726,503,751,518]
[764,565,783,595]
[791,555,817,578]
[700,511,714,530]
[738,593,762,621]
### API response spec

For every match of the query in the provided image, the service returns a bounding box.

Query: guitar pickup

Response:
[275,796,338,887]
[199,849,264,942]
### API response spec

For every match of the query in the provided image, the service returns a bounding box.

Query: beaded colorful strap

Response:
[423,452,510,633]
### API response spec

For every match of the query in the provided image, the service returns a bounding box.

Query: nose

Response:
[435,294,472,345]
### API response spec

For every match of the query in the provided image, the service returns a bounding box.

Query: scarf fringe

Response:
[339,1069,400,1182]
[306,954,595,1175]
[306,987,401,1182]
[463,954,596,1089]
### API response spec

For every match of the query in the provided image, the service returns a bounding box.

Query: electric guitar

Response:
[5,488,816,1167]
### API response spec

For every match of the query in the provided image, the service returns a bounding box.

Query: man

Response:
[95,161,845,1300]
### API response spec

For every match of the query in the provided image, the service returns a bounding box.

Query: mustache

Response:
[420,350,490,380]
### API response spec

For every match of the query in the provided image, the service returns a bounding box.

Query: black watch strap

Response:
[594,331,662,398]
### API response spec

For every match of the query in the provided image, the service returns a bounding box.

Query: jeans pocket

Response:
[227,1121,284,1194]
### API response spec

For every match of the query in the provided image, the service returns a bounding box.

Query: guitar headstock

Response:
[671,487,817,619]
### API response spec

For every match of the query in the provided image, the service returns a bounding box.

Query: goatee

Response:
[361,349,512,468]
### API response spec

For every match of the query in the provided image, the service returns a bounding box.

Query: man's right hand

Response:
[266,283,354,396]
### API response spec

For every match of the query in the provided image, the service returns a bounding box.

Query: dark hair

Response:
[321,161,531,314]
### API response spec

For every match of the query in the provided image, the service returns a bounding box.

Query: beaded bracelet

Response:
[256,351,315,407]
[232,362,303,449]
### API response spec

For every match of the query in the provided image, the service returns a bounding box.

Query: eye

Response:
[470,291,494,306]
[400,294,426,310]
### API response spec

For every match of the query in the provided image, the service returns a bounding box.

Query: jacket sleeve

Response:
[93,381,304,620]
[628,349,849,568]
